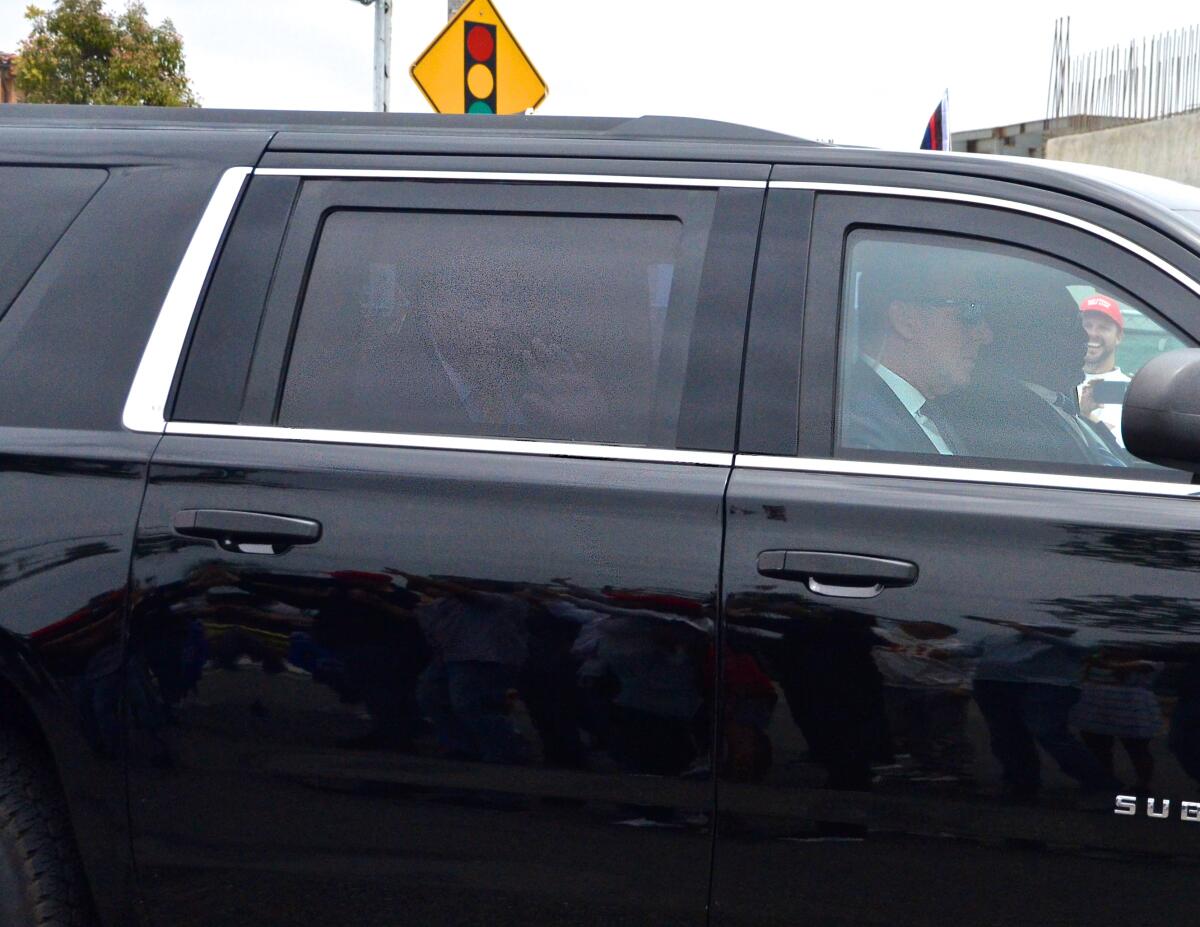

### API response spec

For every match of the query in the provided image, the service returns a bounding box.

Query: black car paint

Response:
[0,124,273,924]
[716,473,1200,926]
[0,108,1197,926]
[126,440,726,926]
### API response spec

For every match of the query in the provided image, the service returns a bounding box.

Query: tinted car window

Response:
[279,208,699,446]
[835,230,1190,472]
[0,166,233,430]
[0,167,106,320]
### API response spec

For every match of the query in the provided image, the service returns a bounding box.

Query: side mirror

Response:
[1124,348,1200,473]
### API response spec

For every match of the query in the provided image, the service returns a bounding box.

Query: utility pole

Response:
[448,0,468,17]
[352,0,392,112]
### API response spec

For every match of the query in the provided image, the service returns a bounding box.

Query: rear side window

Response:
[0,167,106,319]
[279,207,704,447]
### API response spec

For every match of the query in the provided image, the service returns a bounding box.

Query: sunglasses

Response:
[922,297,989,325]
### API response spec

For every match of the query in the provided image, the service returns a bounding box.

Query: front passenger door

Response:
[715,179,1200,927]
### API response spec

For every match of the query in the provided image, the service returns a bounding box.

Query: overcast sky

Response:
[0,1,1196,149]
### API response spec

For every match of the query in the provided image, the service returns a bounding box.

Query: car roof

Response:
[998,155,1200,212]
[0,104,1174,187]
[3,104,1197,257]
[0,104,817,145]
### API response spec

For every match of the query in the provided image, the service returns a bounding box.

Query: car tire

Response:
[0,727,94,927]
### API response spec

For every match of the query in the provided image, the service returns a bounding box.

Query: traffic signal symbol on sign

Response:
[465,22,497,114]
[410,0,547,115]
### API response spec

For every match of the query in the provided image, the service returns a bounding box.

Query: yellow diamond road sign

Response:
[411,0,547,115]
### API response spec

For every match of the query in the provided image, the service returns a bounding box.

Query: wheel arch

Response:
[0,631,133,927]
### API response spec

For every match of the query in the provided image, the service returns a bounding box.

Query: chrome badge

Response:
[1114,795,1200,821]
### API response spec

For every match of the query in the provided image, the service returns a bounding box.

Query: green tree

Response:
[15,0,197,106]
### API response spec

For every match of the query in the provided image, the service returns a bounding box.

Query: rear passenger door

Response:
[124,163,764,926]
[715,175,1200,927]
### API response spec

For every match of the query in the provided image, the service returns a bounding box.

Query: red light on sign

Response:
[467,24,495,62]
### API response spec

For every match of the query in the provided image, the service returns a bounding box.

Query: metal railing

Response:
[1047,17,1200,122]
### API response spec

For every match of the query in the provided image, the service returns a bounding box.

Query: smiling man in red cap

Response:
[1077,294,1130,444]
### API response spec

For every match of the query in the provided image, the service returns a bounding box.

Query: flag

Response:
[920,92,950,151]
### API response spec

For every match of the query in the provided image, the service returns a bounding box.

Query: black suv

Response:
[5,105,1200,927]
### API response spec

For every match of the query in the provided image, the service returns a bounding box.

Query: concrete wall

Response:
[1046,110,1200,185]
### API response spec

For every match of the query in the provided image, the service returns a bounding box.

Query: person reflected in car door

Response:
[412,574,531,765]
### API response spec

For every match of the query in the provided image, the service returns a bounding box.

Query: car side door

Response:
[124,162,764,927]
[714,173,1200,927]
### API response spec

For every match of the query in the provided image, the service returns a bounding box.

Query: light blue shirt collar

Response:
[866,357,928,416]
[863,356,952,455]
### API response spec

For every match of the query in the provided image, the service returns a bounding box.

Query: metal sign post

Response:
[351,0,393,113]
[373,0,392,112]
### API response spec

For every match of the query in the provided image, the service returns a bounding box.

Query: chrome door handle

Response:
[757,550,918,598]
[806,577,887,599]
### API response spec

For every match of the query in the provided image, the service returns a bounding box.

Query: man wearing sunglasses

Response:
[842,259,994,455]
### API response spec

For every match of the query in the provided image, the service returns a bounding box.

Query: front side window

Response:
[279,208,700,447]
[835,231,1189,473]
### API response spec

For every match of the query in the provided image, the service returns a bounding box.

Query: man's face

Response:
[919,303,992,395]
[1082,312,1123,371]
[888,272,994,397]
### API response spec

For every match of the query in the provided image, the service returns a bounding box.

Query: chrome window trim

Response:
[255,167,766,188]
[164,422,732,466]
[735,454,1200,499]
[122,166,253,433]
[759,181,1200,498]
[125,169,1200,483]
[123,165,760,437]
[770,180,1200,300]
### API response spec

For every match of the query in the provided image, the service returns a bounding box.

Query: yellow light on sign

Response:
[467,63,495,99]
[410,0,547,115]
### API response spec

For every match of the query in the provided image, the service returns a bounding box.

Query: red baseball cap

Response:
[1079,294,1124,330]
